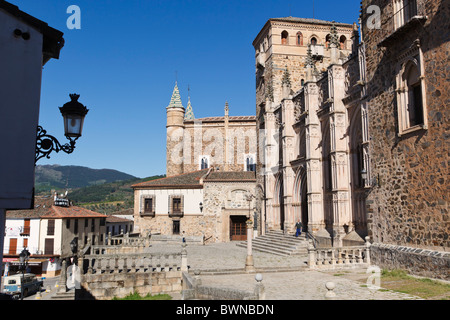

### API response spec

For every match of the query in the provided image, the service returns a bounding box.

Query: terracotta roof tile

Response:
[132,169,209,188]
[6,196,107,219]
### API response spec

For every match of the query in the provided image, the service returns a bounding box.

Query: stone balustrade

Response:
[308,236,371,269]
[82,252,185,274]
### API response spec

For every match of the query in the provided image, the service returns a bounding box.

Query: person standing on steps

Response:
[295,220,303,237]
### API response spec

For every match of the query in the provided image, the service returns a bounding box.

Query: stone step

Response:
[236,231,309,256]
[51,289,75,300]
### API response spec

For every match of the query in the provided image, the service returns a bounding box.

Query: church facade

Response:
[253,17,367,246]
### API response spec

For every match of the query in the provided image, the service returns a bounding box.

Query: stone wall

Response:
[203,181,257,242]
[361,0,449,278]
[182,120,257,173]
[79,270,182,300]
[370,243,450,281]
[362,0,449,249]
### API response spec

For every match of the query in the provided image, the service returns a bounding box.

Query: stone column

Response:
[245,219,255,272]
[328,65,351,242]
[304,82,325,233]
[181,243,188,272]
[57,259,68,293]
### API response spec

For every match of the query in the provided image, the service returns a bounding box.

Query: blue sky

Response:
[14,0,359,178]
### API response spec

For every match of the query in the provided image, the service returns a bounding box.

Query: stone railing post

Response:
[325,282,336,300]
[254,273,265,300]
[181,243,188,272]
[365,236,371,265]
[308,242,316,269]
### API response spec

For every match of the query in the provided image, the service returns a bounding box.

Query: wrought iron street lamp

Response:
[18,248,30,300]
[35,94,89,163]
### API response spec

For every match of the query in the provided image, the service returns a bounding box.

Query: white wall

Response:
[38,219,63,255]
[139,188,203,215]
[3,218,40,255]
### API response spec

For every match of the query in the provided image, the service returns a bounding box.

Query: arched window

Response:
[404,62,424,127]
[296,32,303,46]
[310,37,317,46]
[396,56,426,135]
[340,35,347,50]
[281,31,289,45]
[245,155,256,172]
[325,34,331,48]
[200,156,209,169]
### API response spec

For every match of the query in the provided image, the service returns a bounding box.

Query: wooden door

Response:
[230,216,247,241]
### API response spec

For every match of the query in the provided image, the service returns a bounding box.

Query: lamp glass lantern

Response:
[361,168,368,182]
[59,94,89,140]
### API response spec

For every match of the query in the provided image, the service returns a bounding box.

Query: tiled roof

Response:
[204,171,256,182]
[6,196,107,219]
[42,205,107,219]
[6,196,54,218]
[184,97,195,120]
[167,82,184,109]
[184,116,256,123]
[132,169,209,188]
[106,215,133,223]
[270,17,353,27]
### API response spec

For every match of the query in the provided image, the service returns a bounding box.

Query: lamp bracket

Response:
[35,125,77,163]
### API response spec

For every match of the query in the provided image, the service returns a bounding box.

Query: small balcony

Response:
[169,210,184,218]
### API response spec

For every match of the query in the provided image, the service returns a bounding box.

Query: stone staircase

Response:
[236,230,309,256]
[51,288,75,300]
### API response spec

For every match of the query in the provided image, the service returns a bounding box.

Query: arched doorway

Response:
[274,174,284,230]
[294,168,308,232]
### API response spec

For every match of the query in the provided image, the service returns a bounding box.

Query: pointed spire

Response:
[306,45,314,67]
[265,80,274,102]
[281,66,291,89]
[225,101,229,117]
[330,21,339,47]
[167,82,184,109]
[184,97,195,120]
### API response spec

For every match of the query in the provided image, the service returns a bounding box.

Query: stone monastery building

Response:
[133,1,448,279]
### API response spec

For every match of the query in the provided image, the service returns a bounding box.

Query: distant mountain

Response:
[67,174,164,213]
[35,164,137,191]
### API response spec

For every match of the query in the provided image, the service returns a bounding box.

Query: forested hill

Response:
[35,164,137,190]
[35,164,164,214]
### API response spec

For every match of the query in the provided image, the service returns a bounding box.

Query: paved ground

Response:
[5,242,422,300]
[148,242,422,300]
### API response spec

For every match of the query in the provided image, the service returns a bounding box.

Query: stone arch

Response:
[296,31,303,46]
[293,166,308,231]
[281,30,289,45]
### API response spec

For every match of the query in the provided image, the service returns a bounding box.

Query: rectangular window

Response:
[22,219,31,235]
[144,198,153,213]
[91,219,95,232]
[47,220,55,236]
[410,83,424,126]
[44,238,54,255]
[74,219,78,234]
[173,198,182,213]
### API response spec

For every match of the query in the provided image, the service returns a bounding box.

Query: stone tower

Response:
[166,82,185,177]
